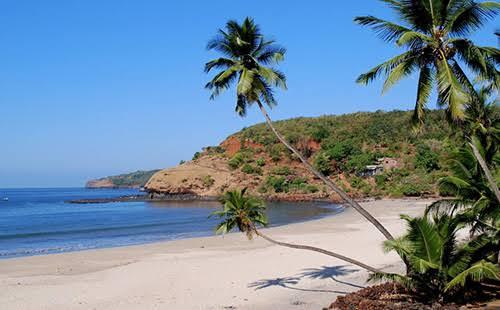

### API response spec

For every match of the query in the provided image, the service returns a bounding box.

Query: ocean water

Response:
[0,188,342,259]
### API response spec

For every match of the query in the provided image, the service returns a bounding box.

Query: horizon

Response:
[1,1,498,188]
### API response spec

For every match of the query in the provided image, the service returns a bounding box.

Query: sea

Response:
[0,188,342,259]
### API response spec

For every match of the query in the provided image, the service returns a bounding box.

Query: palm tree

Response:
[355,0,500,203]
[204,17,394,241]
[370,213,500,303]
[428,145,498,235]
[211,188,381,273]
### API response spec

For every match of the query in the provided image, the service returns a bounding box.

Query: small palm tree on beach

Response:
[211,188,381,273]
[355,0,500,202]
[204,17,394,241]
[370,213,500,303]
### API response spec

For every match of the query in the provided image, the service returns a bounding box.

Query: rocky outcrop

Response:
[144,141,338,201]
[145,156,246,198]
[86,179,116,188]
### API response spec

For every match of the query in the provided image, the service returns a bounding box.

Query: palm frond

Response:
[354,15,415,43]
[435,58,468,122]
[368,271,414,289]
[445,2,500,36]
[396,30,432,48]
[204,58,236,73]
[356,51,418,85]
[404,216,443,271]
[412,65,433,127]
[255,45,286,65]
[382,56,419,93]
[258,66,287,90]
[445,260,500,291]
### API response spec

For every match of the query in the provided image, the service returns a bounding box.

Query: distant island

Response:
[142,110,456,202]
[86,170,160,189]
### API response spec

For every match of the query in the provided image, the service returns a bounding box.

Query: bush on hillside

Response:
[414,143,440,171]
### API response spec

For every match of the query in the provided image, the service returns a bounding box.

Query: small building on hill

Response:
[359,165,384,177]
[377,157,399,170]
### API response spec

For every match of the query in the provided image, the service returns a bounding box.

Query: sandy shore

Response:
[0,199,432,310]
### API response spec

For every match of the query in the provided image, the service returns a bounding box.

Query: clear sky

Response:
[0,1,498,188]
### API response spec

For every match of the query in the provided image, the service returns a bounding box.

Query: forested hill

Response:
[145,110,458,200]
[86,170,160,189]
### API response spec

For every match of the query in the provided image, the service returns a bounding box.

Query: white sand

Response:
[0,199,432,310]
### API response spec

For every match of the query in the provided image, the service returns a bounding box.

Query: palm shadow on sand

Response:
[300,265,366,289]
[248,265,362,294]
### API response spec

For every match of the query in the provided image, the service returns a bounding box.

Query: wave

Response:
[0,220,204,241]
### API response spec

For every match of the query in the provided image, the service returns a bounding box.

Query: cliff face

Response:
[145,156,237,197]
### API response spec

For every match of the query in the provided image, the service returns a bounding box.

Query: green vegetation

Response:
[192,151,202,161]
[358,0,500,305]
[87,170,160,188]
[414,143,440,171]
[204,3,499,307]
[241,163,262,175]
[255,157,266,167]
[231,110,455,197]
[202,175,215,187]
[371,213,499,302]
[355,0,499,127]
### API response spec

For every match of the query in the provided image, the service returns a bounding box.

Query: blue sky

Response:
[0,1,498,188]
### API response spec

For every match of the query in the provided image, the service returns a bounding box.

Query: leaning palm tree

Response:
[355,0,500,202]
[211,188,381,273]
[204,17,394,241]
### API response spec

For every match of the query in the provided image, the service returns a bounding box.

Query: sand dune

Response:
[0,199,432,310]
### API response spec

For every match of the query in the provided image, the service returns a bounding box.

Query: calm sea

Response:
[0,188,342,259]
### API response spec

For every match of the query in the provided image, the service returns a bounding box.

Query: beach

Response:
[0,199,432,309]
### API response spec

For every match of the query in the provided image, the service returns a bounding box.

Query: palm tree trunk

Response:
[256,101,394,241]
[469,142,500,204]
[254,229,381,273]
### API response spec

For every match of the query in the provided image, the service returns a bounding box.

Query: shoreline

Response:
[0,199,433,309]
[66,191,438,204]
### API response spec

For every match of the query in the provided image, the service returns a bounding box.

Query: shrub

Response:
[228,153,244,170]
[313,152,332,175]
[346,152,374,173]
[374,174,388,188]
[192,152,202,161]
[305,184,319,193]
[271,166,293,176]
[414,143,440,171]
[264,176,287,193]
[311,125,329,142]
[269,144,287,162]
[179,160,186,165]
[256,157,266,167]
[323,139,361,161]
[202,175,215,187]
[241,164,262,175]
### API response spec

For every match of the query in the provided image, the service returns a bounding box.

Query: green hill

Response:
[181,109,457,199]
[86,170,160,189]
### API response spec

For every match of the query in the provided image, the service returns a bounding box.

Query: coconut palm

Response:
[211,188,381,273]
[355,0,500,203]
[427,145,499,235]
[204,17,394,241]
[355,0,499,124]
[370,213,500,303]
